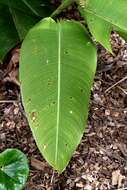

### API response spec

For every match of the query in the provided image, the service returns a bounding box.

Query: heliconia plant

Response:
[0,0,127,173]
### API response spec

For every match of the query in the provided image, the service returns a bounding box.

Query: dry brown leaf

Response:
[118,174,125,188]
[31,158,46,171]
[3,48,20,86]
[112,170,125,188]
[112,170,120,186]
[76,182,84,188]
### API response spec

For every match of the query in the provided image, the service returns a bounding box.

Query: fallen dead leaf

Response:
[31,158,46,171]
[112,170,125,188]
[76,182,84,188]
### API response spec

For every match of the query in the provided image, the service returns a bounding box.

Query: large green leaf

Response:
[20,17,97,172]
[0,149,29,190]
[79,0,127,51]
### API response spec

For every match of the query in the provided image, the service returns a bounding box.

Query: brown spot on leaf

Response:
[31,112,37,122]
[48,79,53,86]
[80,88,84,93]
[28,98,31,103]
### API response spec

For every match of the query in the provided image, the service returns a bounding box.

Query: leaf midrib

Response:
[9,8,22,40]
[21,0,40,16]
[55,23,61,165]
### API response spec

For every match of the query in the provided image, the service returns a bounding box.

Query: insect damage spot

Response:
[28,98,31,103]
[64,50,68,54]
[80,88,84,93]
[31,112,37,122]
[87,42,91,46]
[48,79,53,86]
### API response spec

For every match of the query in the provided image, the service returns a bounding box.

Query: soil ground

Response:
[0,4,127,189]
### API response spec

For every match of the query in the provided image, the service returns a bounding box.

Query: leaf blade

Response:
[0,0,53,17]
[84,0,127,31]
[80,7,112,52]
[0,4,19,61]
[9,8,39,39]
[20,18,97,172]
[79,0,127,50]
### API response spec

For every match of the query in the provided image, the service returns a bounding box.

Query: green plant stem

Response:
[51,0,75,18]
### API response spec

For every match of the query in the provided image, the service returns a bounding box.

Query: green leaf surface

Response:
[20,17,97,172]
[0,149,29,190]
[79,0,127,51]
[80,8,112,53]
[0,5,19,61]
[0,0,31,15]
[0,0,54,61]
[0,0,52,17]
[9,8,39,39]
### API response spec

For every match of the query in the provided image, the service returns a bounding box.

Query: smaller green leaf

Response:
[79,6,112,53]
[0,149,29,190]
[78,0,127,53]
[115,27,127,42]
[86,14,112,53]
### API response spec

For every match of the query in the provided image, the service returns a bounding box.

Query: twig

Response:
[105,76,127,93]
[0,100,18,103]
[50,170,55,185]
[117,86,127,95]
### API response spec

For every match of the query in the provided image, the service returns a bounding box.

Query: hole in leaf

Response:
[43,144,48,150]
[87,42,91,46]
[69,110,73,114]
[31,112,37,122]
